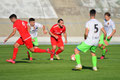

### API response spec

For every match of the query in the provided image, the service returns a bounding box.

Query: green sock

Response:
[100,46,103,50]
[92,56,97,67]
[28,50,32,57]
[75,54,81,65]
[102,48,106,56]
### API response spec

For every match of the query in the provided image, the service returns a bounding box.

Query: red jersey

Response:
[50,24,66,38]
[13,19,31,41]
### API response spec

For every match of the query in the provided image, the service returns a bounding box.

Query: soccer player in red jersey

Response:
[49,19,67,60]
[4,14,52,64]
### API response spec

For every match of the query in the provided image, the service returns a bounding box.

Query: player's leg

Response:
[74,48,82,70]
[6,37,23,64]
[99,34,109,59]
[27,37,38,60]
[50,45,56,60]
[73,42,91,70]
[55,39,64,60]
[25,38,52,54]
[90,46,97,71]
[50,37,57,60]
[55,46,64,60]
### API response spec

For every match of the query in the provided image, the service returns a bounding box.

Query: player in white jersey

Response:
[72,9,107,71]
[27,18,47,60]
[99,12,116,59]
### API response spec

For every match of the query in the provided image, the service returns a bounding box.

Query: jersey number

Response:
[94,24,98,33]
[22,22,27,28]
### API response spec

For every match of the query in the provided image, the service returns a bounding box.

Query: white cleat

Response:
[93,67,97,71]
[50,58,53,61]
[72,64,82,71]
[75,64,82,69]
[55,55,60,60]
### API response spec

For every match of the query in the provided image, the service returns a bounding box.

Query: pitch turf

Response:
[0,45,120,80]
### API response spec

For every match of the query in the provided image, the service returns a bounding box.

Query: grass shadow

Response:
[22,58,36,60]
[72,65,99,71]
[16,61,31,63]
[48,58,64,60]
[97,57,109,59]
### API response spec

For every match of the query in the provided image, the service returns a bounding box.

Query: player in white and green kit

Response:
[99,12,116,59]
[73,9,107,71]
[27,18,47,60]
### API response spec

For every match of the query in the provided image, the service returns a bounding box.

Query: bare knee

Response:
[91,53,96,56]
[13,43,20,48]
[74,48,80,55]
[29,48,34,52]
[98,44,102,48]
[52,45,56,50]
[59,47,64,51]
[102,46,106,49]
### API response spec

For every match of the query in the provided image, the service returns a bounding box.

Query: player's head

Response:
[89,9,96,18]
[9,14,17,23]
[29,18,35,26]
[104,12,111,21]
[58,19,64,28]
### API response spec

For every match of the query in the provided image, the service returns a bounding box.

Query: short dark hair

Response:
[9,14,17,19]
[29,18,35,22]
[104,12,111,17]
[90,9,96,16]
[58,19,63,23]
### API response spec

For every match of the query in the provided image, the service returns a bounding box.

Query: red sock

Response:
[27,51,30,59]
[56,49,63,55]
[34,48,47,53]
[50,49,55,59]
[12,48,18,60]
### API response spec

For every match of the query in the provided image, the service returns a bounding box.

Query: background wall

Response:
[0,0,120,44]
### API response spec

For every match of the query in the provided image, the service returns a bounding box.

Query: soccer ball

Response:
[71,54,76,61]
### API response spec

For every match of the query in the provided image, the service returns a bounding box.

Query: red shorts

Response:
[16,37,33,49]
[51,37,64,47]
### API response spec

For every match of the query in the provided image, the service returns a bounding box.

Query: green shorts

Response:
[76,42,97,53]
[32,37,38,46]
[99,34,112,46]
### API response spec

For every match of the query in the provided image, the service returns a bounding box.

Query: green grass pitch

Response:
[0,45,120,80]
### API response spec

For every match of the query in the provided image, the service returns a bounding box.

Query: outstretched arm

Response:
[63,32,67,43]
[4,28,16,43]
[42,25,47,34]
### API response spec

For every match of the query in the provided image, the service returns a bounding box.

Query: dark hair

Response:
[58,19,63,23]
[9,14,17,19]
[104,12,111,17]
[90,9,96,16]
[29,18,35,22]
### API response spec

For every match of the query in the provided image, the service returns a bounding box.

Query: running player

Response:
[99,12,116,59]
[27,18,47,60]
[49,19,67,60]
[4,14,52,64]
[73,9,107,71]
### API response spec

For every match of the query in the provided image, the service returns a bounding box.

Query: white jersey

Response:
[104,19,115,36]
[28,22,43,38]
[84,19,103,46]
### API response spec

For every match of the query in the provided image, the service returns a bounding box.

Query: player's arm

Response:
[84,28,89,40]
[107,29,116,39]
[4,28,17,43]
[49,31,58,39]
[107,22,116,39]
[101,27,107,40]
[63,32,67,43]
[42,25,47,34]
